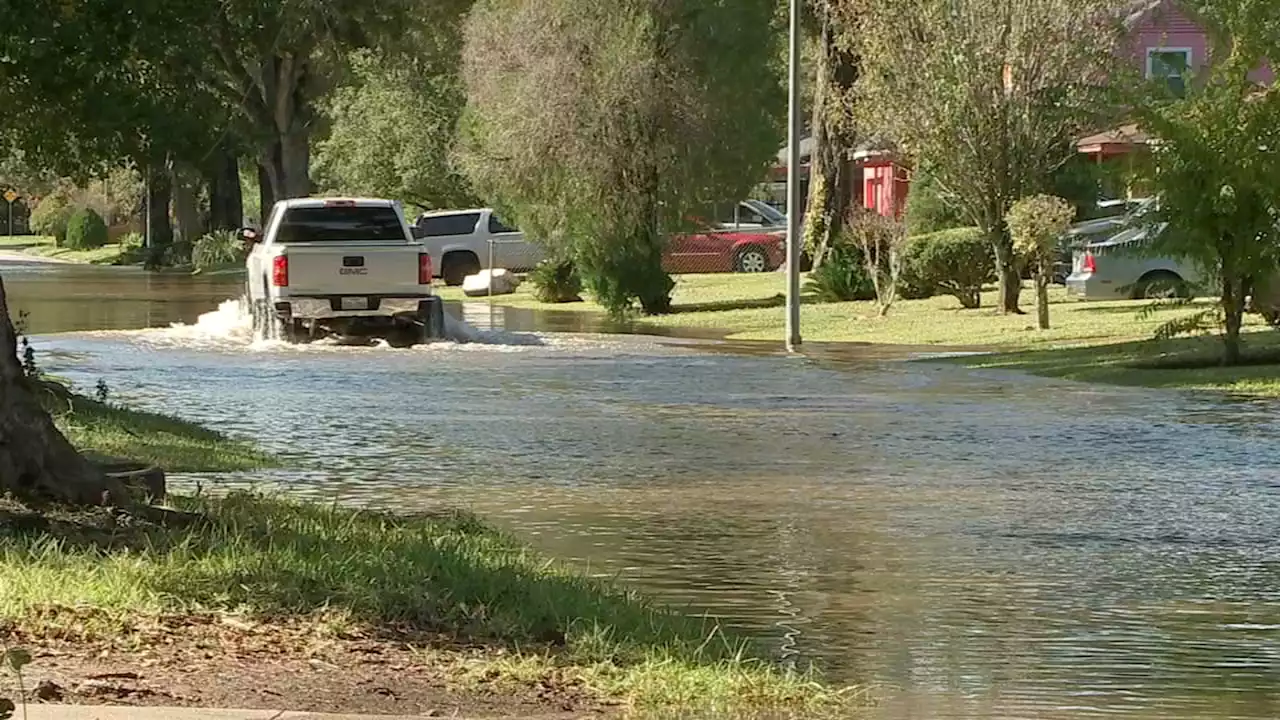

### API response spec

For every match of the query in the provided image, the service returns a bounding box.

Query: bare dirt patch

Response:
[4,612,615,718]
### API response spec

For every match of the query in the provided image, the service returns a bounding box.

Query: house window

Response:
[1147,48,1191,96]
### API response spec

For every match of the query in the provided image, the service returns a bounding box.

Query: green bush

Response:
[897,260,937,300]
[529,257,583,303]
[64,208,109,250]
[904,167,967,236]
[193,230,249,272]
[804,244,875,303]
[900,227,994,309]
[30,195,74,245]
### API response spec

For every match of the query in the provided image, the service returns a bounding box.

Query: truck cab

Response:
[244,197,445,345]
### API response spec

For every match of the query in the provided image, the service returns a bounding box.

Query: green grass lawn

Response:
[442,272,1280,396]
[0,235,52,248]
[440,272,1269,347]
[40,387,275,473]
[0,493,855,716]
[0,235,129,264]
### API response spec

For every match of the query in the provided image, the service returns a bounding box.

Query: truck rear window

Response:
[277,206,406,243]
[418,213,482,237]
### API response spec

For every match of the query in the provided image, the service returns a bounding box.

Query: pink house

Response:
[1077,0,1272,167]
[1124,0,1273,94]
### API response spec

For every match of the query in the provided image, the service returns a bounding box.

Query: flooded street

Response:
[10,263,1280,719]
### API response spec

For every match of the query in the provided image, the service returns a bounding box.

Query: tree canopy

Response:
[459,0,785,316]
[853,0,1125,312]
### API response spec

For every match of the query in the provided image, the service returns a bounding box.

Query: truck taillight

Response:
[1082,252,1096,274]
[272,255,289,287]
[418,253,433,285]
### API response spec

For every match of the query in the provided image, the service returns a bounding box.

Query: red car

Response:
[664,227,787,274]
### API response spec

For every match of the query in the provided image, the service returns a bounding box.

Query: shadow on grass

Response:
[670,294,793,314]
[945,332,1280,394]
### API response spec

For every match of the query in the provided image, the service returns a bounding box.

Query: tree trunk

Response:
[1034,262,1050,330]
[257,160,277,226]
[278,129,312,199]
[1222,276,1245,366]
[992,231,1022,314]
[255,54,313,203]
[146,168,174,251]
[207,146,243,232]
[170,161,203,246]
[802,3,859,269]
[0,277,123,505]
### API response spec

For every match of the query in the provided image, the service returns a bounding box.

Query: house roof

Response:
[1077,124,1151,154]
[1123,0,1166,29]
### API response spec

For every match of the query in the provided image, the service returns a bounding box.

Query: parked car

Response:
[243,197,445,345]
[713,200,787,230]
[1065,222,1202,300]
[1051,197,1158,285]
[412,209,544,286]
[664,227,787,274]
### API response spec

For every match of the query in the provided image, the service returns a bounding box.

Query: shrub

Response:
[529,257,584,303]
[904,167,967,236]
[30,194,74,245]
[193,230,249,272]
[900,227,995,309]
[804,244,876,303]
[1007,195,1075,330]
[64,208,109,250]
[846,210,909,315]
[164,239,194,268]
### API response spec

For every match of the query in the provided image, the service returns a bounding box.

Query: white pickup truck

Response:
[243,197,446,345]
[411,208,545,286]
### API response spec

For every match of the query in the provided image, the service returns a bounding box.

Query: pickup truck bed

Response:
[245,198,445,345]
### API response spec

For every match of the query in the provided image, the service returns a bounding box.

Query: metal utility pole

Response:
[144,173,152,250]
[785,0,803,352]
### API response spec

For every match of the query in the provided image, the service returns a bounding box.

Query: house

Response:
[764,137,910,220]
[822,0,1275,220]
[1075,0,1273,193]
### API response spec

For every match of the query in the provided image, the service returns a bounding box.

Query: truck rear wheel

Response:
[252,299,300,344]
[418,297,447,343]
[442,252,481,286]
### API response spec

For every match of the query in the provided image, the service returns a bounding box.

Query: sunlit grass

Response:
[441,272,1269,347]
[0,493,861,716]
[24,242,127,265]
[45,392,275,472]
[947,332,1280,397]
[443,272,1280,396]
[0,235,54,248]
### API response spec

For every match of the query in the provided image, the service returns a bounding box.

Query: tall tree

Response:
[460,0,785,316]
[314,48,476,209]
[802,0,861,268]
[202,0,474,203]
[853,0,1124,312]
[1135,11,1280,365]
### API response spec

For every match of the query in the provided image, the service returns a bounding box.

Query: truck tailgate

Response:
[284,244,424,296]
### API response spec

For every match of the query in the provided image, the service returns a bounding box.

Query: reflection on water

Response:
[9,263,1280,719]
[2,262,724,339]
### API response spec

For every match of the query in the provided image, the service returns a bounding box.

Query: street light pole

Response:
[785,0,803,352]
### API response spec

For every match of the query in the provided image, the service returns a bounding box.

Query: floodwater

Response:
[9,262,1280,720]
